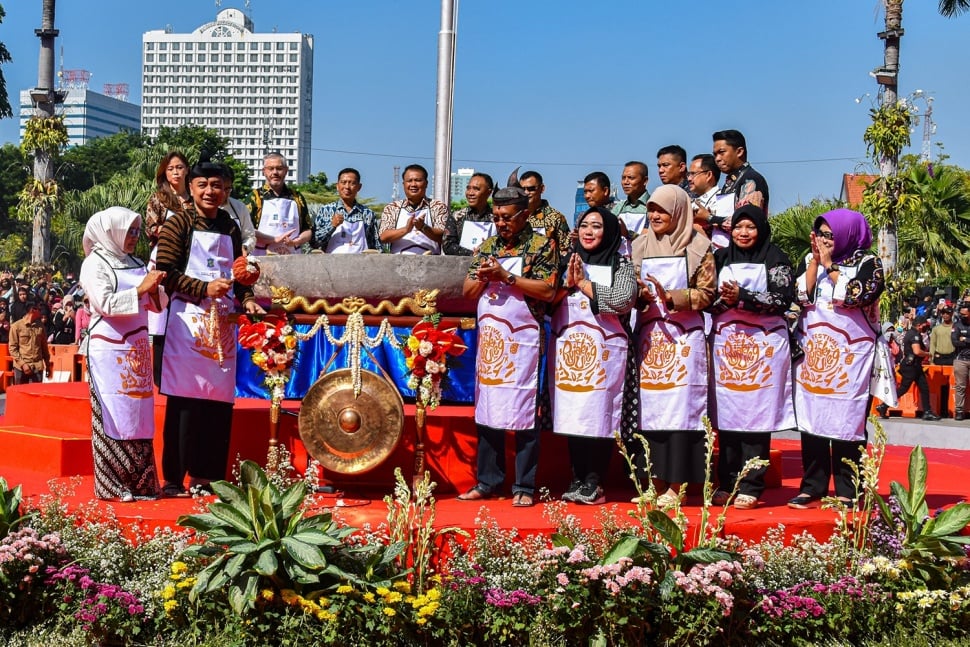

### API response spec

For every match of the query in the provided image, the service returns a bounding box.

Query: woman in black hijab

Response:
[708,205,796,509]
[549,206,638,504]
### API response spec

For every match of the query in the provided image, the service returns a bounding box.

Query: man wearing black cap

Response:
[156,158,265,496]
[458,174,560,507]
[8,302,51,385]
[895,316,941,421]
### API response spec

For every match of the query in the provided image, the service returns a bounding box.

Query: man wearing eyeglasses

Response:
[459,179,560,508]
[688,154,723,243]
[519,170,571,255]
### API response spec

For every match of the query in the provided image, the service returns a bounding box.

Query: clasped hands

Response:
[637,274,668,305]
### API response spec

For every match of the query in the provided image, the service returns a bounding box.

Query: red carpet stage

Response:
[2,382,969,546]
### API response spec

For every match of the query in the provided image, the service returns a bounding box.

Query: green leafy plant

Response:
[0,477,29,539]
[874,445,970,586]
[177,460,356,614]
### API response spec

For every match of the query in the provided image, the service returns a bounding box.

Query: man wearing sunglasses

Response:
[520,170,571,255]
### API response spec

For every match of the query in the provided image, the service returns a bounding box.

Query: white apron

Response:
[617,211,646,258]
[550,265,628,438]
[254,197,300,256]
[147,244,167,336]
[709,263,796,433]
[87,256,156,441]
[793,260,876,442]
[326,219,367,254]
[390,206,440,254]
[474,257,540,430]
[637,256,708,432]
[161,230,237,403]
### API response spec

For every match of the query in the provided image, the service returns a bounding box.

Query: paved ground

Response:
[2,391,966,450]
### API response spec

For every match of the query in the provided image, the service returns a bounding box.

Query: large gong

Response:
[298,368,405,474]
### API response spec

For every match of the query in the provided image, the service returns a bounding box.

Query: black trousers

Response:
[567,436,614,487]
[152,335,165,387]
[798,432,866,500]
[897,365,932,411]
[161,395,233,485]
[716,431,771,498]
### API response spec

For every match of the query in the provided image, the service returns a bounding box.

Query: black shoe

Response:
[875,404,889,419]
[573,483,605,505]
[956,412,966,421]
[922,412,941,421]
[561,479,583,502]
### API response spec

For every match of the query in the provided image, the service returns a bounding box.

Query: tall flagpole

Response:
[432,0,458,205]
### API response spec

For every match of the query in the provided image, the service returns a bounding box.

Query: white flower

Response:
[426,360,441,374]
[418,340,434,357]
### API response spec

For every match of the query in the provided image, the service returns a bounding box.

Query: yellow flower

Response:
[163,599,178,614]
[897,558,911,570]
[284,336,297,349]
[430,574,443,584]
[418,601,439,617]
[376,586,391,597]
[176,578,195,590]
[426,588,441,601]
[336,584,354,595]
[417,618,427,626]
[170,561,189,576]
[260,589,275,602]
[363,592,376,604]
[407,336,420,351]
[161,584,176,601]
[281,589,299,604]
[393,581,412,593]
[315,609,337,622]
[383,607,396,617]
[386,591,403,604]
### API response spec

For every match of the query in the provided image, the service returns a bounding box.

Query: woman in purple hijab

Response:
[788,209,885,509]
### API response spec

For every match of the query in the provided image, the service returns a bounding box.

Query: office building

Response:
[19,84,141,148]
[141,8,314,187]
[450,168,475,203]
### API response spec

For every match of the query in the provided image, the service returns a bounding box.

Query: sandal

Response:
[457,485,491,501]
[512,492,534,507]
[711,490,731,506]
[787,493,819,510]
[734,494,758,510]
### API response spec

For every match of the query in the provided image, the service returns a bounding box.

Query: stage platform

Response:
[2,382,969,546]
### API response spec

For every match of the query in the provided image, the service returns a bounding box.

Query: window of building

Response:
[198,53,206,62]
[145,42,154,51]
[289,42,298,51]
[159,42,167,50]
[289,54,298,63]
[172,54,180,62]
[185,53,193,62]
[276,54,284,63]
[185,42,194,51]
[263,42,271,50]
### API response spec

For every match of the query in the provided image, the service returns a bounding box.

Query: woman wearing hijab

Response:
[789,209,884,509]
[550,206,638,505]
[145,151,191,385]
[79,207,168,501]
[630,185,715,507]
[708,205,796,509]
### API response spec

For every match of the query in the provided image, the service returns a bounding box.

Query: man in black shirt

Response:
[895,316,940,421]
[950,303,970,420]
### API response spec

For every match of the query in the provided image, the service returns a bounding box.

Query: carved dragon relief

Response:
[269,286,441,317]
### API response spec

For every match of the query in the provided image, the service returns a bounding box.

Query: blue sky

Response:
[1,1,967,217]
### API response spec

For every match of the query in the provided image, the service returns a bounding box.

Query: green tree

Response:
[0,4,12,119]
[938,0,970,17]
[0,143,29,227]
[58,131,148,192]
[153,124,252,195]
[767,199,843,269]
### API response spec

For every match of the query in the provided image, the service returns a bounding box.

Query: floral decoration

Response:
[238,313,298,403]
[401,318,467,410]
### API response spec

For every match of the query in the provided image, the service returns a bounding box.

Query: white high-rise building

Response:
[141,8,314,188]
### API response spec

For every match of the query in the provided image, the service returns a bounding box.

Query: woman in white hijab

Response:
[79,207,167,501]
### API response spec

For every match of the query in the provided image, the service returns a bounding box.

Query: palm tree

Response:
[767,199,843,268]
[938,0,970,17]
[0,4,13,119]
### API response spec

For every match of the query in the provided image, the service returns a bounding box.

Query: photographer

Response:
[893,316,940,421]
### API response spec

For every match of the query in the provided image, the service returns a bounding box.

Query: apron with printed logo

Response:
[87,255,156,440]
[161,230,237,403]
[793,260,876,441]
[709,262,796,433]
[636,255,708,432]
[550,264,628,438]
[254,197,300,255]
[474,257,540,430]
[326,218,367,254]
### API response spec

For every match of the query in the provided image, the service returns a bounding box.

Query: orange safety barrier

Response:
[872,363,954,418]
[0,343,13,392]
[48,344,79,381]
